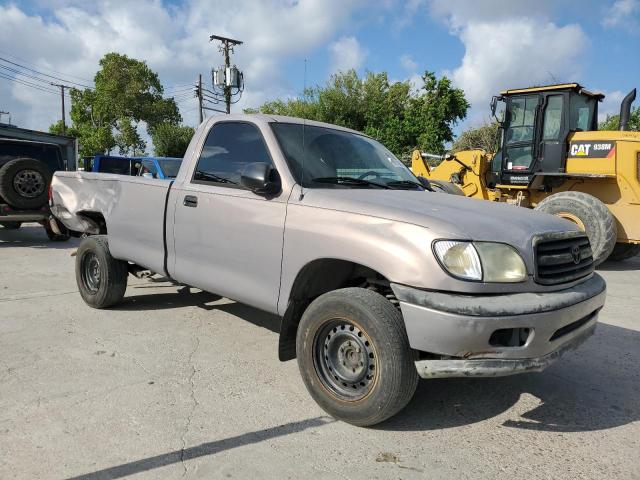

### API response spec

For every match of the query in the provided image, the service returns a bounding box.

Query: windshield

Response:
[271,123,422,189]
[157,159,182,178]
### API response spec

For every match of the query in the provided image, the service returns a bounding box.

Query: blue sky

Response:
[1,0,639,139]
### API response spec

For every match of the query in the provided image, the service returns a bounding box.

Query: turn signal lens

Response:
[433,241,482,281]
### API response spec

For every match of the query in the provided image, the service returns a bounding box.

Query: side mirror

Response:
[241,162,281,195]
[490,95,505,124]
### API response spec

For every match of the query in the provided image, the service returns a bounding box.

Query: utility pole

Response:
[51,83,70,134]
[197,74,204,123]
[209,34,243,114]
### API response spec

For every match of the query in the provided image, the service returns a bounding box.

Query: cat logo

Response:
[570,144,591,156]
[569,141,614,159]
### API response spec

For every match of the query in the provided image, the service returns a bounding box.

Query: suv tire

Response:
[535,191,617,266]
[296,287,418,427]
[75,235,128,308]
[0,158,52,209]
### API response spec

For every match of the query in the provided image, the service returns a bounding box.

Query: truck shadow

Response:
[114,288,282,334]
[378,322,640,433]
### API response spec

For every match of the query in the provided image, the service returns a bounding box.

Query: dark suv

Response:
[0,138,69,240]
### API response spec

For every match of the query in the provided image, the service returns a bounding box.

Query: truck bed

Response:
[52,171,171,275]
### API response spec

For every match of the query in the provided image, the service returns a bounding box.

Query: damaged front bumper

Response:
[391,274,606,379]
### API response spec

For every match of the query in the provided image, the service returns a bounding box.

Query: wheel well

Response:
[76,211,107,235]
[278,259,394,361]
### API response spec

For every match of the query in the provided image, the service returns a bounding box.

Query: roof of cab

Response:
[500,83,605,100]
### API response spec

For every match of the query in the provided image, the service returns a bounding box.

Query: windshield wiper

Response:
[386,180,424,190]
[194,171,238,185]
[312,176,391,189]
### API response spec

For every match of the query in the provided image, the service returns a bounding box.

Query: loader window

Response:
[506,96,537,144]
[505,95,537,170]
[569,94,596,131]
[542,96,563,140]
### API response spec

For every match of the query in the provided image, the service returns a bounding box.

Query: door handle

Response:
[183,195,198,207]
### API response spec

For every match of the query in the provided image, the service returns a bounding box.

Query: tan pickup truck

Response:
[51,114,606,426]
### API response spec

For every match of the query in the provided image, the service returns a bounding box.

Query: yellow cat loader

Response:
[412,83,640,265]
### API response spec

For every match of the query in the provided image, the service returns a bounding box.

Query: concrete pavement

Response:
[1,224,638,479]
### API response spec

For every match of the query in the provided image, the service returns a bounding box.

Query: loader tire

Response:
[429,180,464,196]
[76,235,128,308]
[535,191,617,266]
[608,243,640,262]
[0,158,52,209]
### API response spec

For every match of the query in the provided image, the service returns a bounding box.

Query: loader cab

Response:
[488,83,603,187]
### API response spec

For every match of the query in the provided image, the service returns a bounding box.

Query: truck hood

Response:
[299,188,579,252]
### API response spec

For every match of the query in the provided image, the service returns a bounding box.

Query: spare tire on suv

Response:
[0,158,52,209]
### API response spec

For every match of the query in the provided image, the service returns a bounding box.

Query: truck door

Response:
[170,121,287,314]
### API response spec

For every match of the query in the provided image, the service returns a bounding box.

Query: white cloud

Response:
[400,54,417,72]
[602,0,640,29]
[0,0,370,137]
[446,20,587,109]
[426,1,588,120]
[328,36,367,73]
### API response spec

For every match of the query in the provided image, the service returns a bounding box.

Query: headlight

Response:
[433,241,526,282]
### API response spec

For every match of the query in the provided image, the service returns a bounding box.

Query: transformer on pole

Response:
[208,34,244,114]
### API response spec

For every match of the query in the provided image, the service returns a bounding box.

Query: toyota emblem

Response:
[571,245,581,264]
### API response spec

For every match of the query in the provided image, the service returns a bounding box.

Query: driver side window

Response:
[193,122,273,187]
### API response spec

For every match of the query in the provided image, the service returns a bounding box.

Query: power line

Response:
[0,49,95,84]
[0,55,93,89]
[0,71,60,94]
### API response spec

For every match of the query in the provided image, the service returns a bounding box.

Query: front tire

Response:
[535,191,617,266]
[296,288,418,427]
[75,235,128,308]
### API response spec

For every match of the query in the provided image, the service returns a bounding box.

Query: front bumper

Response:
[391,274,606,379]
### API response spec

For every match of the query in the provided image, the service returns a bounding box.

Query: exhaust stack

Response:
[619,88,636,131]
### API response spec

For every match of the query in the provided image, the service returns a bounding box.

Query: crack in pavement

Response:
[180,317,203,478]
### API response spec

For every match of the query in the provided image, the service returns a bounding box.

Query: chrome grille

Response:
[534,234,594,285]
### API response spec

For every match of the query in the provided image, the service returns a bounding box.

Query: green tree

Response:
[51,53,181,157]
[599,107,640,131]
[452,122,501,153]
[151,123,195,157]
[245,70,469,156]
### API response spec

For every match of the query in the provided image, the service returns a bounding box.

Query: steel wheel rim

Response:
[314,319,377,401]
[13,169,45,198]
[81,252,101,294]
